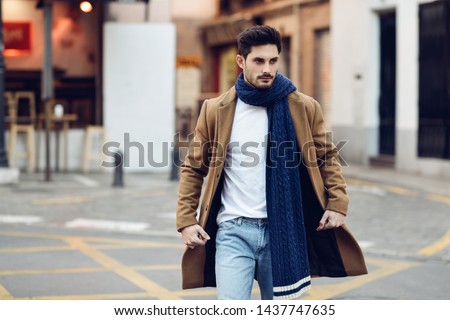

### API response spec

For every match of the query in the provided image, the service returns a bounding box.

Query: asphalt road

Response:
[0,166,449,300]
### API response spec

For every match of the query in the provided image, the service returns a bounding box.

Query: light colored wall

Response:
[106,0,174,23]
[150,0,172,22]
[106,2,148,22]
[107,0,218,23]
[331,0,370,128]
[105,0,216,133]
[332,0,402,163]
[103,23,176,173]
[172,0,217,19]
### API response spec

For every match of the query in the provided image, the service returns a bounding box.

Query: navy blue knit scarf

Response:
[235,72,311,299]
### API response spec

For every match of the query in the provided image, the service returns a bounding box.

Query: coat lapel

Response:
[288,96,309,154]
[288,95,327,210]
[217,90,308,163]
[217,88,237,159]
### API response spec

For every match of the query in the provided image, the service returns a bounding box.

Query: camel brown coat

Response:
[176,88,367,289]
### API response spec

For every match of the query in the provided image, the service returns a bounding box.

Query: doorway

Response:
[418,0,450,159]
[378,11,397,158]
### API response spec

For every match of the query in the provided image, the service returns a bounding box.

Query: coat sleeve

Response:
[176,100,211,232]
[310,98,349,215]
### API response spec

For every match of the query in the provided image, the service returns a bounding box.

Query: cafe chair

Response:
[82,125,107,174]
[7,91,36,173]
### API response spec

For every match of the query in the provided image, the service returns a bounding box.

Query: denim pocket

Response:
[218,218,238,231]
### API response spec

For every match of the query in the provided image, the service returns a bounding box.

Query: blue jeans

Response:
[215,217,273,300]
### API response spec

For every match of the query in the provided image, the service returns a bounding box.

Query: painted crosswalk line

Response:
[65,218,150,233]
[0,215,43,225]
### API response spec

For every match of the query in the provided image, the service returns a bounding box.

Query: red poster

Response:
[3,22,32,55]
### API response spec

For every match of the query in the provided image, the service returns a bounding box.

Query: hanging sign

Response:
[3,22,32,55]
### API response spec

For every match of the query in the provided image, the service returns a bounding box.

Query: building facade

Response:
[331,0,450,178]
[199,0,333,128]
[2,0,215,173]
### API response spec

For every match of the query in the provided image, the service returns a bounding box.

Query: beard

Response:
[244,70,276,89]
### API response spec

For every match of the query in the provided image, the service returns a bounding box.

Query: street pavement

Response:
[0,164,449,300]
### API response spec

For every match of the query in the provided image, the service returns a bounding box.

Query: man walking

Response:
[176,25,367,300]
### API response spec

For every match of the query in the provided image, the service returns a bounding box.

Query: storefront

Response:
[199,0,332,127]
[2,0,176,173]
[3,0,102,128]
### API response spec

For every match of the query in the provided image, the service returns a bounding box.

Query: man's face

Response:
[236,44,279,89]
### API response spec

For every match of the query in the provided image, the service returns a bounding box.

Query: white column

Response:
[331,0,373,164]
[395,0,419,171]
[396,0,419,132]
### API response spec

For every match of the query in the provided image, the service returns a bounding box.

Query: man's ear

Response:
[236,55,245,70]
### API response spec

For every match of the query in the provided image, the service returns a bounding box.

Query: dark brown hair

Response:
[237,25,282,59]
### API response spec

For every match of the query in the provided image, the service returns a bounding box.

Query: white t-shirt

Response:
[216,98,268,225]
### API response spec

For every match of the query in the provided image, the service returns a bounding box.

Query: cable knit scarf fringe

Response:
[235,73,311,299]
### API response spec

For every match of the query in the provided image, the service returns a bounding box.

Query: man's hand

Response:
[317,210,346,231]
[181,224,210,249]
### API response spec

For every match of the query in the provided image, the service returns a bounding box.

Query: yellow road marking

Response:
[175,288,262,298]
[93,242,183,250]
[33,196,92,205]
[347,178,418,196]
[65,237,181,300]
[175,289,217,297]
[426,194,450,206]
[0,283,13,300]
[174,260,418,301]
[133,264,181,271]
[382,185,418,196]
[345,178,365,185]
[347,178,450,209]
[418,228,450,256]
[346,178,383,187]
[0,231,183,249]
[130,191,168,198]
[86,238,183,249]
[0,246,75,253]
[0,231,71,240]
[1,231,425,301]
[302,257,418,300]
[29,190,170,206]
[0,265,180,276]
[0,268,106,276]
[17,292,153,300]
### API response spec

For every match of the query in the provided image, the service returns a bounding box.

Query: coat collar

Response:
[287,94,308,154]
[217,88,237,155]
[215,88,309,160]
[220,87,237,106]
